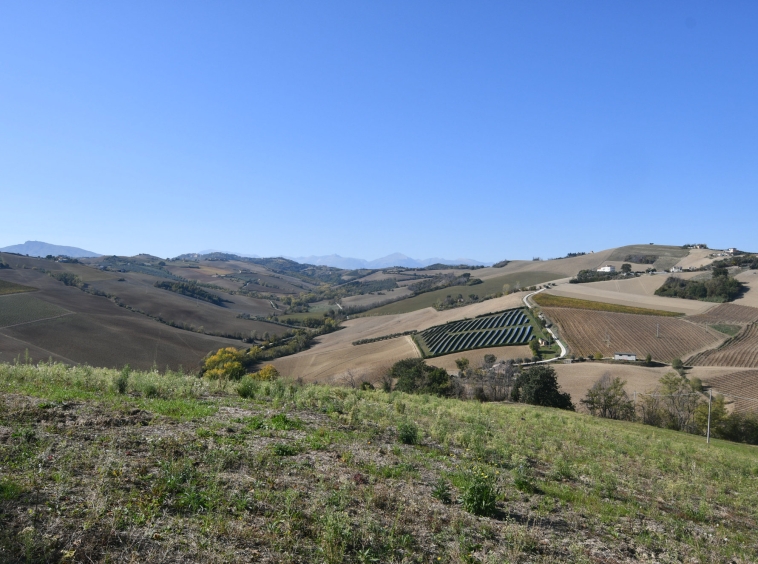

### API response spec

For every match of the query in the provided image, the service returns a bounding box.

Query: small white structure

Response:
[597,265,616,273]
[727,248,738,255]
[671,266,683,273]
[614,352,637,361]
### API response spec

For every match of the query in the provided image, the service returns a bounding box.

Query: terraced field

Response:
[0,294,71,327]
[701,369,758,413]
[687,303,758,325]
[688,324,758,368]
[543,308,720,362]
[416,308,535,357]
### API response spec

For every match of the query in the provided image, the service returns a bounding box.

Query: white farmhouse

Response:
[597,265,616,273]
[614,352,637,361]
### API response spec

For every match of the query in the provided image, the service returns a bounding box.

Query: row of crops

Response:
[417,307,535,356]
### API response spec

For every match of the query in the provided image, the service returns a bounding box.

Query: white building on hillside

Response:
[597,265,616,273]
[614,352,637,361]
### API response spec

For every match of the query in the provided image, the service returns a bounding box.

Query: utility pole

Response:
[706,389,712,444]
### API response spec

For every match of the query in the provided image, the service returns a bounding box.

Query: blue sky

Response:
[1,1,757,261]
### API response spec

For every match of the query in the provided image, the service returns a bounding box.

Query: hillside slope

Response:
[1,362,756,563]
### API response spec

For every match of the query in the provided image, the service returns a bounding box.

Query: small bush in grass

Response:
[236,376,257,399]
[397,420,419,445]
[513,465,539,494]
[115,364,130,394]
[272,443,299,456]
[0,478,23,501]
[432,478,452,504]
[252,364,279,381]
[461,470,498,517]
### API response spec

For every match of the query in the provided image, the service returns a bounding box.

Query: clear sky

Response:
[1,1,757,261]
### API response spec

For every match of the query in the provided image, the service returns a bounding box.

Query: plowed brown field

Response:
[688,324,758,368]
[701,369,758,413]
[543,308,720,363]
[687,303,758,325]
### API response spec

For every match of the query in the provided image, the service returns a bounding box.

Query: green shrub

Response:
[431,478,452,504]
[236,376,257,399]
[461,470,498,516]
[115,365,130,394]
[397,420,419,445]
[272,443,300,456]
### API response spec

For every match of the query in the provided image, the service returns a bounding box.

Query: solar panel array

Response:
[417,308,534,356]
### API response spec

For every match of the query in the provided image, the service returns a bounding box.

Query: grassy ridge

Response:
[0,279,37,296]
[533,292,683,317]
[363,271,563,316]
[1,361,757,562]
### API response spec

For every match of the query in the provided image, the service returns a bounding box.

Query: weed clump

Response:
[115,364,130,394]
[431,478,452,504]
[461,469,499,517]
[397,420,419,445]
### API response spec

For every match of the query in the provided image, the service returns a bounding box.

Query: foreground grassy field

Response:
[1,362,757,563]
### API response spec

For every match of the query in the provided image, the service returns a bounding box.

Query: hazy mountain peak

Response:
[0,240,101,258]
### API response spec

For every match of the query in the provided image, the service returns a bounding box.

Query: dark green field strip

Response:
[0,294,72,327]
[0,279,37,296]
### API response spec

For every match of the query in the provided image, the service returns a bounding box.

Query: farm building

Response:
[671,266,683,273]
[614,352,637,361]
[597,265,616,273]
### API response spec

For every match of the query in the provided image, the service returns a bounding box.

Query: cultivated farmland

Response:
[688,324,758,368]
[363,271,561,315]
[0,295,71,327]
[0,280,36,295]
[543,308,721,362]
[416,308,535,357]
[700,369,758,413]
[687,303,758,325]
[532,293,682,316]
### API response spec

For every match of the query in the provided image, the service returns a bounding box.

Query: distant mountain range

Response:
[193,250,489,269]
[0,241,101,258]
[286,253,490,269]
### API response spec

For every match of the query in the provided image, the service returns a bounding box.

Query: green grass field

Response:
[363,271,563,316]
[710,323,741,336]
[0,294,71,327]
[0,279,36,296]
[533,292,684,317]
[607,244,690,271]
[1,361,757,562]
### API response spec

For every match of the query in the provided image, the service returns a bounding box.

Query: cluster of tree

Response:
[682,243,708,249]
[407,272,481,295]
[386,358,460,397]
[623,254,658,264]
[153,281,229,306]
[711,254,758,270]
[564,252,586,258]
[569,269,627,284]
[352,330,417,346]
[48,271,84,288]
[385,358,575,410]
[279,278,399,314]
[655,270,744,302]
[201,346,280,381]
[433,293,482,310]
[0,257,10,269]
[581,371,758,445]
[492,260,510,268]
